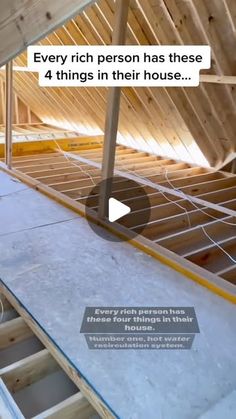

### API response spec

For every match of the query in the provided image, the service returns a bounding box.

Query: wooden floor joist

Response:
[0,291,103,418]
[32,392,95,419]
[0,349,59,393]
[0,317,33,350]
[1,142,235,302]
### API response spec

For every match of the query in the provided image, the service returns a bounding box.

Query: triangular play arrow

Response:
[108,197,131,222]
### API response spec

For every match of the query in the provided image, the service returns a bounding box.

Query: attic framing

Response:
[1,0,235,168]
[1,141,235,303]
[0,0,235,304]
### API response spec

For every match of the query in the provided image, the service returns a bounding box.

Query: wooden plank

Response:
[217,264,236,279]
[10,152,61,162]
[83,152,150,163]
[0,137,103,159]
[134,1,221,165]
[19,162,79,173]
[121,199,197,228]
[0,317,33,350]
[0,0,96,66]
[180,177,236,196]
[32,166,101,180]
[200,75,236,84]
[14,94,19,125]
[139,208,228,241]
[36,170,100,185]
[0,284,115,418]
[5,62,13,169]
[0,293,12,311]
[156,216,234,256]
[0,378,25,419]
[186,238,236,273]
[86,173,221,210]
[32,392,96,419]
[50,177,100,191]
[64,153,236,217]
[79,147,134,156]
[183,236,236,259]
[0,291,100,418]
[215,152,236,171]
[198,186,236,205]
[138,167,204,182]
[98,0,130,218]
[116,160,186,171]
[0,349,59,393]
[89,191,178,211]
[13,155,69,168]
[221,266,236,283]
[0,80,5,125]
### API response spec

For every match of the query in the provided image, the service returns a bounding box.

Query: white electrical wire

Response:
[124,166,192,226]
[156,190,192,227]
[41,146,236,265]
[126,164,236,226]
[201,226,236,264]
[23,142,236,265]
[164,169,236,227]
[123,164,236,265]
[51,138,97,187]
[163,168,236,264]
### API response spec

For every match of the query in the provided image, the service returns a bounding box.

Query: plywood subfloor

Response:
[0,171,236,419]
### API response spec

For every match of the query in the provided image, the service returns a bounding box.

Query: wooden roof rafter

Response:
[1,0,236,167]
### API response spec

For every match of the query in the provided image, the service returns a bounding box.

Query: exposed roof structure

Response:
[1,0,236,167]
[0,79,40,126]
[0,1,236,418]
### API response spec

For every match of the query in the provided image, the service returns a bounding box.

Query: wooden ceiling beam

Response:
[0,0,96,67]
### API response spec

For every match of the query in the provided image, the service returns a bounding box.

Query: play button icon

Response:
[85,175,151,242]
[108,198,131,222]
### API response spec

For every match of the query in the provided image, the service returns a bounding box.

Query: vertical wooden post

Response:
[5,61,13,168]
[98,0,130,219]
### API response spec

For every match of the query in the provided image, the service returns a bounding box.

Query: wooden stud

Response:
[5,61,13,169]
[98,0,130,218]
